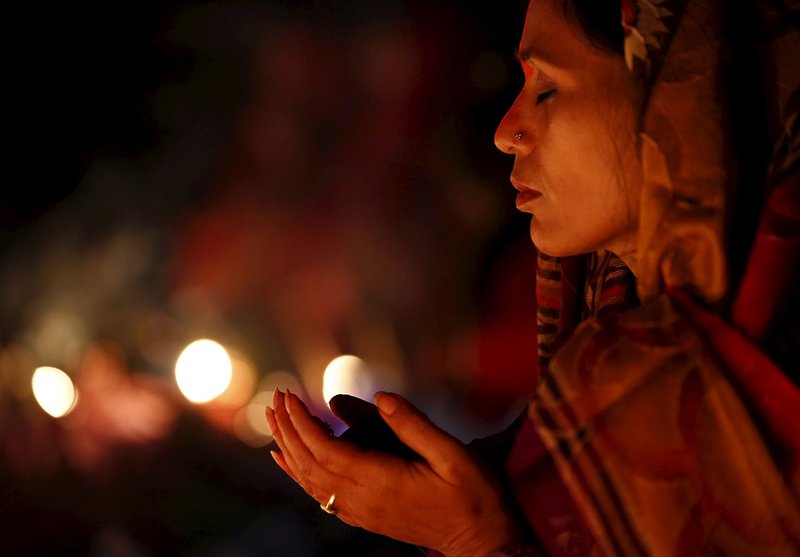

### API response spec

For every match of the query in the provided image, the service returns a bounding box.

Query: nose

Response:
[494,93,533,155]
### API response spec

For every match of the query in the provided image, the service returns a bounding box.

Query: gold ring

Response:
[320,493,337,515]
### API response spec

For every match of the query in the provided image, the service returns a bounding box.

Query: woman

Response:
[266,0,800,555]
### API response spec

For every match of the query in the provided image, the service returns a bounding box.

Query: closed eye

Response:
[536,89,556,105]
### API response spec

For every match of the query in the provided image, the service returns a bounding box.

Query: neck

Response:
[604,230,639,277]
[614,248,638,277]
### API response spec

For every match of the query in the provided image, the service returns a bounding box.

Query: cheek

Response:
[543,115,621,205]
[532,114,637,255]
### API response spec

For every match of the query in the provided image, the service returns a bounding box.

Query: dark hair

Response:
[559,0,624,56]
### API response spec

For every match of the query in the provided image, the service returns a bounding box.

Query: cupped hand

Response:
[329,394,420,460]
[265,389,522,556]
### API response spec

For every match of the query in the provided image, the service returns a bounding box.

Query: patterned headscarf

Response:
[536,0,800,370]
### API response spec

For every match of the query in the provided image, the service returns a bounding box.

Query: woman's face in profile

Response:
[495,0,642,262]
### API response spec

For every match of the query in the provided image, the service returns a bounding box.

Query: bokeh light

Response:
[234,371,303,447]
[257,370,303,399]
[31,366,78,418]
[175,339,232,403]
[215,354,258,408]
[234,391,273,447]
[322,355,375,403]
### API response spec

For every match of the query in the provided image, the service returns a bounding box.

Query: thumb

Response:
[374,391,468,482]
[329,394,379,427]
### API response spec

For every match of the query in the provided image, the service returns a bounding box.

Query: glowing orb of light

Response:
[215,355,257,408]
[257,371,302,401]
[175,339,232,403]
[233,390,274,447]
[31,366,78,418]
[322,355,374,404]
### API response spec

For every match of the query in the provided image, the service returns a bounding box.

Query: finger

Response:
[333,510,360,528]
[274,389,358,502]
[265,405,279,438]
[272,390,306,481]
[283,391,420,531]
[316,492,361,528]
[273,393,349,515]
[329,394,379,426]
[270,449,298,482]
[285,390,370,475]
[373,391,471,483]
[267,399,298,473]
[273,389,346,504]
[271,449,331,509]
[311,416,334,436]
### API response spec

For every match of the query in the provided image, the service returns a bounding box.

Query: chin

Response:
[528,217,628,260]
[529,222,590,258]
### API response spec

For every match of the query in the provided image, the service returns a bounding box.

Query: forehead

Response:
[519,0,599,72]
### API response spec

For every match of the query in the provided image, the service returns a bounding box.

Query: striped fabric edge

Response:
[536,252,562,368]
[584,251,637,320]
[530,370,650,556]
[530,250,646,555]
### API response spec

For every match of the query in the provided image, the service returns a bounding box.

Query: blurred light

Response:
[233,371,303,447]
[258,370,302,398]
[31,366,78,418]
[175,339,232,403]
[215,354,257,408]
[234,391,273,447]
[322,355,375,403]
[245,392,273,437]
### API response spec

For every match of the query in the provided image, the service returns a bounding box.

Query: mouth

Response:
[510,177,542,210]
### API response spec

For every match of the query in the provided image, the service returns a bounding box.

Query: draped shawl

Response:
[504,1,800,555]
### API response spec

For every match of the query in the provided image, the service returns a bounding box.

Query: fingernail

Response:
[375,391,399,415]
[285,390,294,416]
[270,450,280,464]
[265,406,275,434]
[273,387,280,408]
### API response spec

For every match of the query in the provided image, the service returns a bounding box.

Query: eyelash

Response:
[536,89,556,105]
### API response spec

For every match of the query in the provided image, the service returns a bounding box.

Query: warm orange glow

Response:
[216,354,257,407]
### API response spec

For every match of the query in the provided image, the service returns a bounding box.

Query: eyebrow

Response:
[515,46,561,70]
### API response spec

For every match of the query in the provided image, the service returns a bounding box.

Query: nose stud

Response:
[514,131,524,141]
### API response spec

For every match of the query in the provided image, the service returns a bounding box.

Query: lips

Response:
[515,189,542,209]
[510,176,542,210]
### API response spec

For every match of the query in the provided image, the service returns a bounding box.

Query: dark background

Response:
[2,1,539,555]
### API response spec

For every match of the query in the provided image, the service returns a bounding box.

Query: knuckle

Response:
[303,479,328,503]
[302,483,319,500]
[439,460,461,481]
[316,450,334,469]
